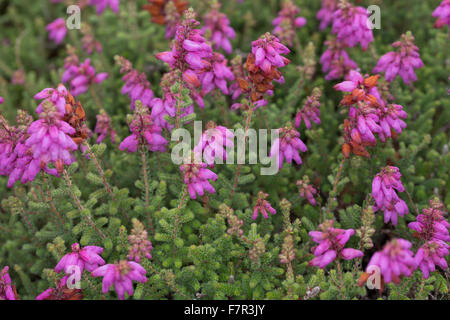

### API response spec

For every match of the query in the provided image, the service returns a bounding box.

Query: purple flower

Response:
[272,0,306,47]
[320,38,357,80]
[366,238,416,284]
[34,84,69,115]
[116,56,154,110]
[331,1,373,50]
[200,52,234,95]
[92,260,147,300]
[89,0,119,15]
[62,58,108,96]
[55,243,105,274]
[372,166,408,226]
[0,266,16,300]
[414,240,449,279]
[373,32,424,85]
[408,198,450,242]
[95,111,117,144]
[251,33,290,75]
[193,121,234,166]
[156,9,212,95]
[317,0,338,30]
[309,220,363,268]
[377,104,407,142]
[128,219,153,263]
[296,177,318,205]
[0,96,3,104]
[46,18,67,45]
[270,124,307,169]
[119,105,167,153]
[180,161,218,199]
[432,0,450,28]
[334,70,383,107]
[252,191,276,220]
[295,88,321,129]
[202,2,236,54]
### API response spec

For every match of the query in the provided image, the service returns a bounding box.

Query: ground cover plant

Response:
[0,0,449,300]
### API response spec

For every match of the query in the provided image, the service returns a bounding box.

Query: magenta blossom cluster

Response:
[116,56,154,109]
[252,191,276,220]
[92,260,147,300]
[408,199,450,243]
[55,243,105,274]
[36,277,71,300]
[119,105,167,153]
[89,0,119,15]
[0,96,3,104]
[95,111,117,144]
[272,0,307,47]
[295,88,321,129]
[320,38,357,80]
[8,105,78,187]
[202,3,236,54]
[408,198,450,279]
[180,160,218,199]
[150,90,193,131]
[0,266,15,300]
[331,1,373,50]
[296,177,318,205]
[156,10,213,102]
[46,18,67,45]
[201,52,235,95]
[34,84,69,115]
[373,32,424,85]
[252,34,290,77]
[309,220,363,268]
[433,0,450,28]
[317,0,338,30]
[270,124,307,169]
[367,238,416,284]
[193,122,234,166]
[62,58,108,96]
[372,166,408,226]
[128,219,153,263]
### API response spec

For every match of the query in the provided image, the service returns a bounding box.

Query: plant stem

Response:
[83,141,113,195]
[325,158,346,217]
[141,148,154,234]
[63,169,106,239]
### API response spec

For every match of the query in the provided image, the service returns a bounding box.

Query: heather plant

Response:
[0,0,448,301]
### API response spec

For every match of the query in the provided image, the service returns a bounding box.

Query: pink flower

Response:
[119,105,167,153]
[270,124,307,169]
[331,1,373,50]
[34,84,69,115]
[202,2,236,54]
[180,161,218,199]
[200,52,234,95]
[0,266,16,300]
[320,38,357,80]
[89,0,119,15]
[309,220,363,268]
[317,0,338,30]
[128,219,153,263]
[295,88,321,129]
[193,121,234,166]
[334,70,383,107]
[0,96,3,104]
[272,0,307,47]
[372,166,408,226]
[366,238,416,284]
[251,33,290,75]
[95,111,117,144]
[432,0,450,28]
[92,260,147,300]
[408,198,450,242]
[62,58,108,96]
[252,191,276,220]
[296,177,318,205]
[55,243,105,274]
[156,9,212,105]
[116,56,154,110]
[414,240,449,279]
[373,32,423,85]
[377,103,407,142]
[46,18,67,45]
